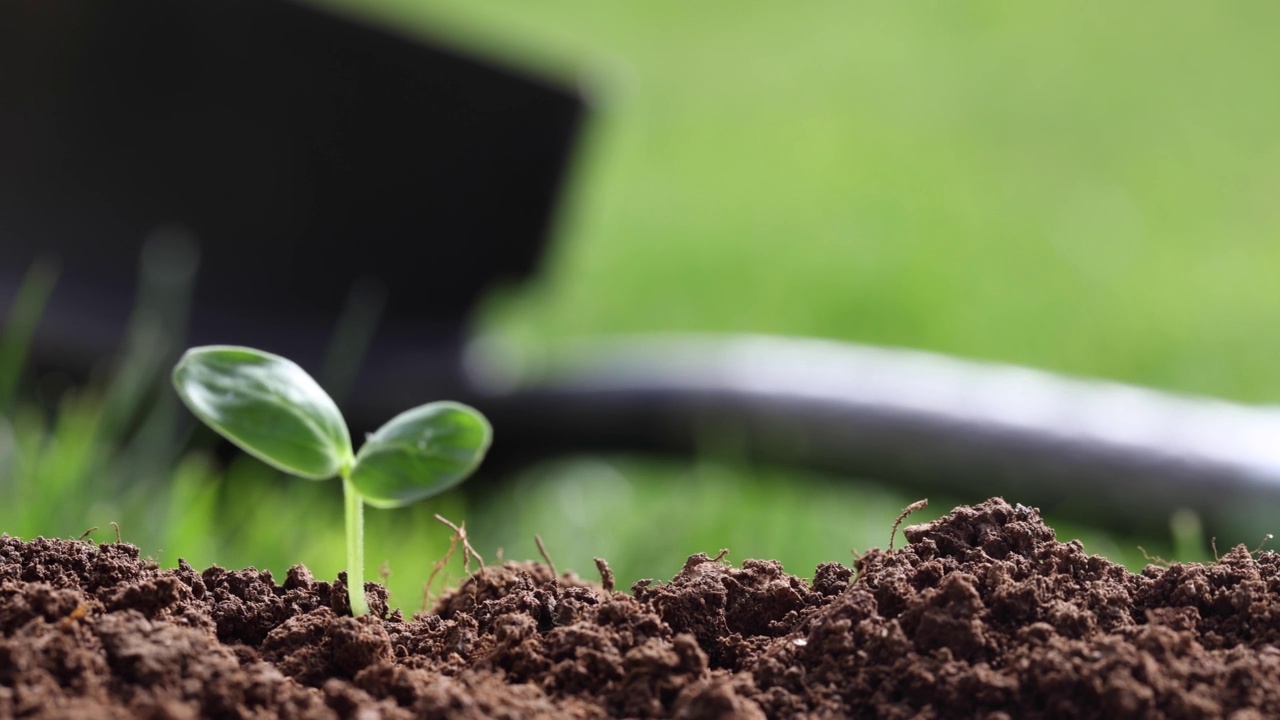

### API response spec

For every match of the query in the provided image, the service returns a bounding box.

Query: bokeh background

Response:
[5,0,1280,609]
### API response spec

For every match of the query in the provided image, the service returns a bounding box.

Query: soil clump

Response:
[5,497,1280,718]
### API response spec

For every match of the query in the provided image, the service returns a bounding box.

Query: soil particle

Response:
[8,498,1280,717]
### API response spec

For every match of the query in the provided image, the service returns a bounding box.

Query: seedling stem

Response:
[342,475,368,616]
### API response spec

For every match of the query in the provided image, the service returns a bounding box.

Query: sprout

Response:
[173,345,491,616]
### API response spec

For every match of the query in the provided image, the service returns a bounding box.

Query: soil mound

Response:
[4,498,1280,718]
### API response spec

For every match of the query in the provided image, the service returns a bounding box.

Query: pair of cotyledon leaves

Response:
[173,346,491,508]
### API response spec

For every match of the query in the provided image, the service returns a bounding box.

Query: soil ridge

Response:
[4,498,1280,718]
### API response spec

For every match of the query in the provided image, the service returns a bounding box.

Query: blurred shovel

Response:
[400,333,1280,544]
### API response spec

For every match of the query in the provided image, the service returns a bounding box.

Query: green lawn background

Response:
[10,1,1280,608]
[319,0,1280,586]
[322,0,1280,406]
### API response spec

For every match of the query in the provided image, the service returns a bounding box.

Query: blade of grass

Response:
[0,258,59,412]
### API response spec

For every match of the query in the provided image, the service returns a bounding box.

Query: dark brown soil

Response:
[5,498,1280,718]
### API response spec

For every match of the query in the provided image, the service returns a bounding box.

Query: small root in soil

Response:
[435,514,484,571]
[78,526,98,541]
[421,514,486,613]
[889,498,928,551]
[1137,545,1170,567]
[1254,534,1274,555]
[594,557,615,593]
[534,534,557,577]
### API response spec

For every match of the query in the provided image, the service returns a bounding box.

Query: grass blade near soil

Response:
[0,258,58,413]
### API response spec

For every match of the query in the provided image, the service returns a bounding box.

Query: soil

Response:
[5,497,1280,719]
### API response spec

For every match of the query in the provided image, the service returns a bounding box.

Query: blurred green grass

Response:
[9,1,1276,607]
[318,0,1280,403]
[341,0,1269,576]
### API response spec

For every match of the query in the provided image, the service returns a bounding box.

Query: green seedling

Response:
[172,345,491,616]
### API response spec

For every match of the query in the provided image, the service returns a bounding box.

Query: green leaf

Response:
[349,401,491,509]
[172,346,353,480]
